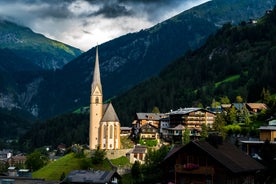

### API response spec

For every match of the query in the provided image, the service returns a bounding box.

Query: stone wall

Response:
[105,149,132,159]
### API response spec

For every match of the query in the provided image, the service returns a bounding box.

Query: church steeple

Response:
[89,46,103,150]
[91,46,102,94]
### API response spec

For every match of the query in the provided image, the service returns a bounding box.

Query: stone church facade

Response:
[89,47,121,150]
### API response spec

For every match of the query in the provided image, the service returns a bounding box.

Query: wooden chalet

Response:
[139,123,159,140]
[162,138,265,184]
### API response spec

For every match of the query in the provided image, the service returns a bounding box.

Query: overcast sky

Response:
[0,0,209,51]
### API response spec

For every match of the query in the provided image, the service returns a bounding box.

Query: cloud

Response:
[0,0,210,51]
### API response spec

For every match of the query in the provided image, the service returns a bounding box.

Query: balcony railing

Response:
[175,164,215,175]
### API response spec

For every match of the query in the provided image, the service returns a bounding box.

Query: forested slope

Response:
[113,7,276,125]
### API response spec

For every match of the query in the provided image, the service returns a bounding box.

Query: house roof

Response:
[246,103,267,110]
[169,107,215,115]
[64,170,120,184]
[164,140,265,173]
[131,145,147,154]
[259,126,276,131]
[232,103,244,110]
[221,104,232,108]
[120,127,132,131]
[169,108,202,115]
[101,102,119,122]
[136,113,166,120]
[140,123,158,129]
[165,124,185,131]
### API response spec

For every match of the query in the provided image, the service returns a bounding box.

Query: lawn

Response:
[32,152,113,181]
[32,153,84,181]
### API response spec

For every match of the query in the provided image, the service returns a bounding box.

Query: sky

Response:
[0,0,209,51]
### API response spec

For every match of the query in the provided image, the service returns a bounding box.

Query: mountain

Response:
[0,20,82,70]
[19,6,276,149]
[35,0,276,119]
[113,6,276,125]
[0,20,82,140]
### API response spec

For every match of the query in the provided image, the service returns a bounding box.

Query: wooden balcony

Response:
[175,164,215,175]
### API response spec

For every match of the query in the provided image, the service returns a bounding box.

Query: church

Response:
[89,47,121,150]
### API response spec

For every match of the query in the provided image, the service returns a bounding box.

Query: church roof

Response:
[101,103,119,122]
[91,46,102,94]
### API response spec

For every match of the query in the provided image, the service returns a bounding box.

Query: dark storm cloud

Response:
[0,0,209,50]
[90,3,132,18]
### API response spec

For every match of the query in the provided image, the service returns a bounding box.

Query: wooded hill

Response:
[17,7,276,151]
[113,6,276,125]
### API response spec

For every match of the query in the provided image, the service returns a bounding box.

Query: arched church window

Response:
[114,125,117,138]
[110,125,113,139]
[95,97,99,104]
[104,125,107,138]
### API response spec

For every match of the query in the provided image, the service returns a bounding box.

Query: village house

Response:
[120,127,132,136]
[132,112,167,130]
[162,124,185,143]
[131,112,167,141]
[162,137,265,184]
[168,108,215,129]
[241,120,276,156]
[7,154,27,167]
[139,123,159,140]
[126,145,147,164]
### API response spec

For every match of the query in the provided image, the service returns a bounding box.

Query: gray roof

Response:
[259,125,276,131]
[64,170,120,183]
[131,145,147,154]
[120,127,132,131]
[101,103,119,122]
[91,46,102,94]
[136,113,166,120]
[169,108,202,115]
[164,124,185,131]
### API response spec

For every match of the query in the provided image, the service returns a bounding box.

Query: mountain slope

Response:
[19,6,276,148]
[113,6,276,125]
[0,20,82,70]
[35,0,276,119]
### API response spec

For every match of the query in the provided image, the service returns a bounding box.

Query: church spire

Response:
[91,46,102,94]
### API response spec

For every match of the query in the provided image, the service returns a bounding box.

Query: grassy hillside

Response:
[32,152,112,181]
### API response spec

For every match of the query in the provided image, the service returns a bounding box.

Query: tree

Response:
[261,88,271,104]
[227,106,237,124]
[131,161,141,183]
[211,98,220,108]
[152,106,160,113]
[200,123,208,140]
[213,113,226,138]
[91,146,106,164]
[25,150,48,171]
[183,128,190,145]
[220,96,230,104]
[236,95,243,103]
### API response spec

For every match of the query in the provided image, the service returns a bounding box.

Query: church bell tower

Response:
[89,46,103,150]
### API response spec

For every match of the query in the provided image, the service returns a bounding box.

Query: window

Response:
[104,125,107,138]
[95,97,99,103]
[110,125,113,139]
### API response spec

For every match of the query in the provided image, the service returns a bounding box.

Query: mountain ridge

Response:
[35,0,276,119]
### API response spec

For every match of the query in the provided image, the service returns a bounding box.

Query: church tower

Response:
[89,46,103,150]
[89,46,121,150]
